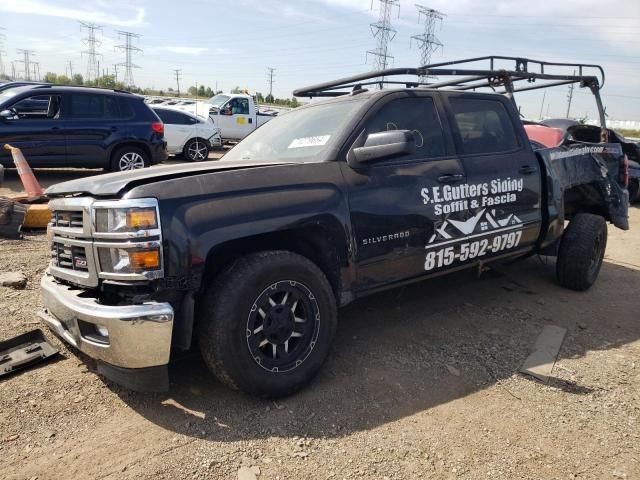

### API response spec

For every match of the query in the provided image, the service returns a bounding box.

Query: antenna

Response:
[16,49,35,81]
[367,0,400,75]
[115,31,142,87]
[411,5,445,82]
[80,22,102,82]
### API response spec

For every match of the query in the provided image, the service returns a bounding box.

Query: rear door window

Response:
[363,96,446,160]
[70,94,105,118]
[449,98,519,155]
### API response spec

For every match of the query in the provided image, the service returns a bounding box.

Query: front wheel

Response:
[556,213,607,291]
[183,138,210,162]
[198,251,337,398]
[110,146,149,172]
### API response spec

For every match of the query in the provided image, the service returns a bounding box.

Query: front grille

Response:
[51,242,89,272]
[52,211,84,229]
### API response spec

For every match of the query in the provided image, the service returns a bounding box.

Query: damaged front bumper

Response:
[38,273,174,391]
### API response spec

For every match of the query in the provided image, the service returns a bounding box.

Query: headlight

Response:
[95,207,158,233]
[98,246,161,274]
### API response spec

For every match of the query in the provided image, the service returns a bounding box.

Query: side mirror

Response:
[0,110,16,121]
[351,130,416,164]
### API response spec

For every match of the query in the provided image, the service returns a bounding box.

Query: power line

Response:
[411,4,445,80]
[173,68,181,96]
[367,0,400,73]
[80,21,102,82]
[115,31,142,87]
[15,49,35,81]
[267,67,275,98]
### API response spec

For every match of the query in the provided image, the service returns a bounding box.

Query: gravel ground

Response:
[0,196,638,480]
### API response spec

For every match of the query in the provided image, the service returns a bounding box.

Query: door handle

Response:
[50,126,60,131]
[519,165,537,175]
[437,173,464,184]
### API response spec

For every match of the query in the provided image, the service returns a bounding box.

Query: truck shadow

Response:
[111,256,639,442]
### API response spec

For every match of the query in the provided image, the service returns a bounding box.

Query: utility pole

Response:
[80,21,102,82]
[411,5,445,82]
[113,64,119,82]
[0,27,6,78]
[539,90,546,121]
[173,68,181,97]
[16,49,35,81]
[267,67,275,99]
[367,0,400,75]
[566,71,575,118]
[32,62,40,81]
[115,31,142,87]
[66,60,74,78]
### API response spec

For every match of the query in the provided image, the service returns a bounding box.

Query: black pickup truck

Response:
[38,57,629,397]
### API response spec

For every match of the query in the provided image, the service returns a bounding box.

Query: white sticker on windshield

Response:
[288,135,330,149]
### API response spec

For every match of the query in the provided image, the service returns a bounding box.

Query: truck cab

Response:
[203,93,275,141]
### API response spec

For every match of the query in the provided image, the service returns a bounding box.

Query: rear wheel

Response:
[556,213,607,291]
[183,138,210,162]
[198,251,337,398]
[110,146,149,172]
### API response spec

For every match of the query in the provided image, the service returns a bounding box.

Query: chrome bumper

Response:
[38,273,174,369]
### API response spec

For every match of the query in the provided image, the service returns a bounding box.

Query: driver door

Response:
[218,98,251,140]
[0,94,66,167]
[341,93,466,290]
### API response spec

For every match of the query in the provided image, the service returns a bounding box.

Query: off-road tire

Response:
[556,213,607,291]
[198,251,337,398]
[629,179,639,204]
[110,146,149,172]
[183,138,210,162]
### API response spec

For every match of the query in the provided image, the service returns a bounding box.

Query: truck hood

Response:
[45,161,290,197]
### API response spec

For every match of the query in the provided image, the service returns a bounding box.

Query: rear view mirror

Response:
[352,130,416,164]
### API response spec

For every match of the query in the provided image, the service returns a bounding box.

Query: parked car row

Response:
[0,82,223,170]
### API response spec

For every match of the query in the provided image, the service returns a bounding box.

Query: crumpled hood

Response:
[45,160,289,197]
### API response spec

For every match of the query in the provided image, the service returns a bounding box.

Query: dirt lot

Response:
[0,186,638,479]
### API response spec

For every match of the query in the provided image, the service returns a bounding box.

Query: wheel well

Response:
[110,142,152,163]
[183,137,210,151]
[563,183,610,221]
[200,227,344,304]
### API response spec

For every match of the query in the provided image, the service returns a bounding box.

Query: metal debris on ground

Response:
[0,330,59,378]
[520,325,567,383]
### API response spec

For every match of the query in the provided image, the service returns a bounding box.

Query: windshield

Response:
[223,98,367,163]
[207,94,230,108]
[0,86,31,105]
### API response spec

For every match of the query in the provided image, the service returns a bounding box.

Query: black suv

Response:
[0,85,167,171]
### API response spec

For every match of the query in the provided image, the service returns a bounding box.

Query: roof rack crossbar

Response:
[293,56,605,98]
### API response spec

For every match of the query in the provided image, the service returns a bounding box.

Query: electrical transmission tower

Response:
[411,5,445,82]
[267,67,275,99]
[173,69,181,96]
[115,31,142,87]
[16,49,35,81]
[80,22,102,82]
[566,70,575,118]
[366,0,400,73]
[0,28,6,78]
[66,60,73,78]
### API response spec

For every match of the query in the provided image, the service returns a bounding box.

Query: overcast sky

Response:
[0,0,639,121]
